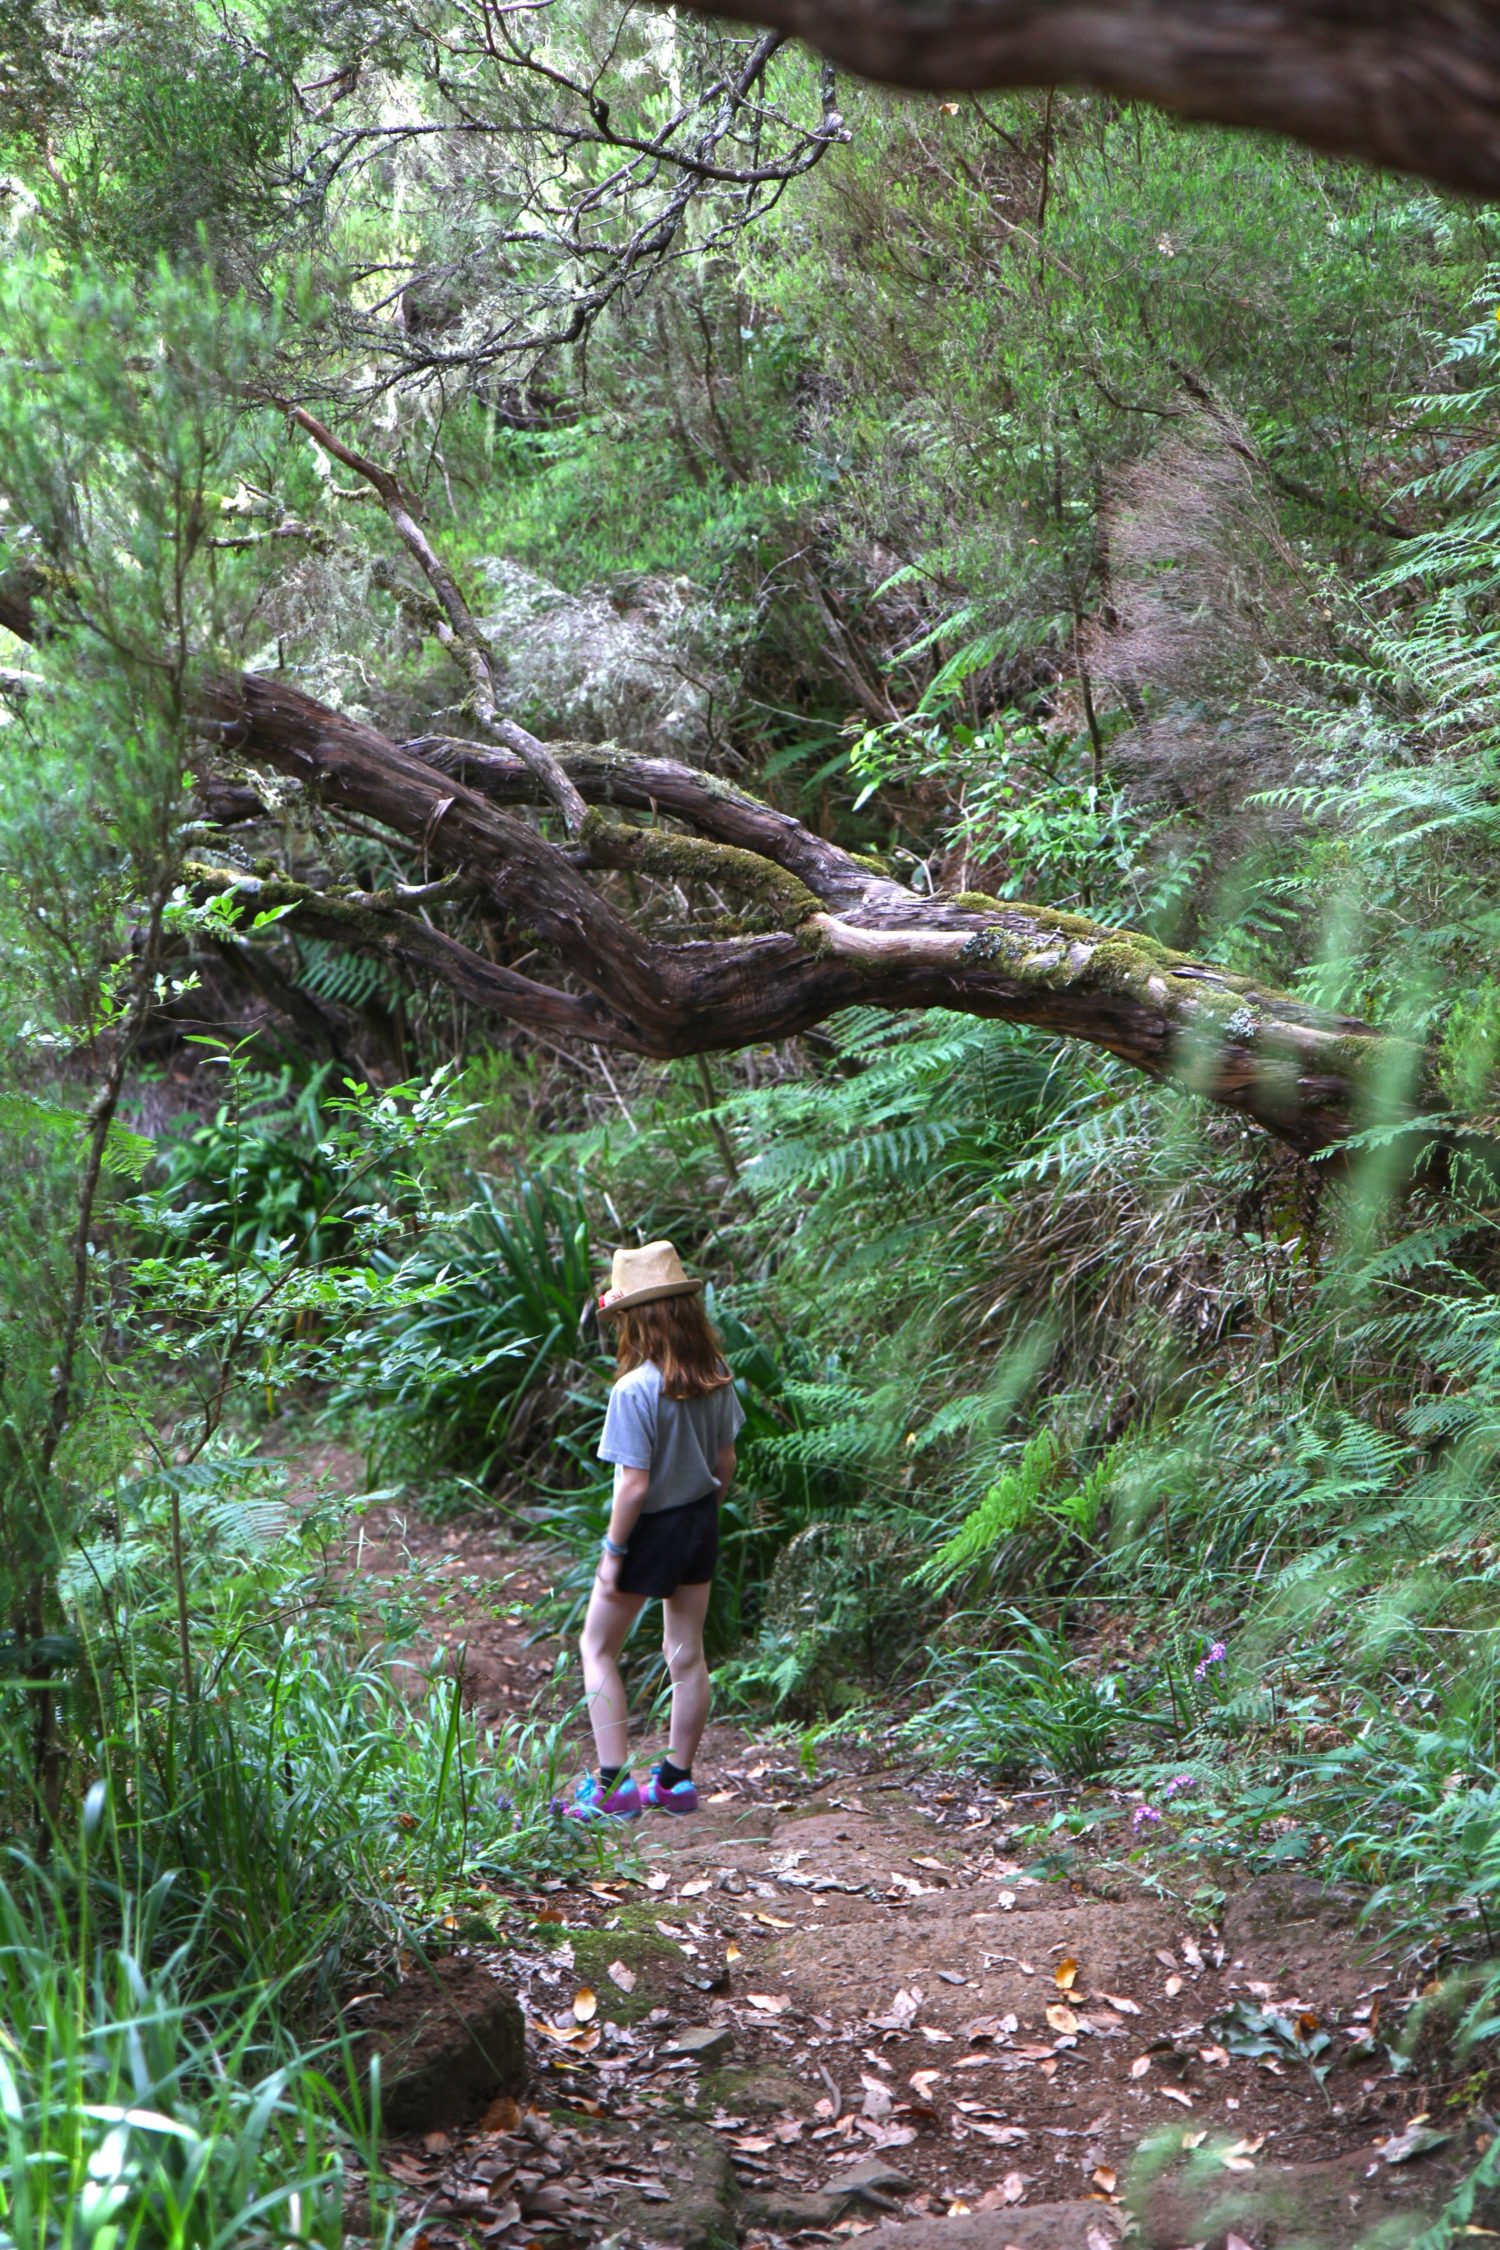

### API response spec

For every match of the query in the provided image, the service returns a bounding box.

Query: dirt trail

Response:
[322,1454,1482,2250]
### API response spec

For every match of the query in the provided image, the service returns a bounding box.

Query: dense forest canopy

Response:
[16,8,1500,2240]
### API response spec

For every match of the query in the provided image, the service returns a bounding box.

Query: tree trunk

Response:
[0,572,1424,1162]
[684,0,1500,199]
[196,674,1413,1159]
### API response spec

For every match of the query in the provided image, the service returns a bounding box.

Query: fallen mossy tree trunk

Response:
[0,573,1434,1167]
[181,670,1417,1161]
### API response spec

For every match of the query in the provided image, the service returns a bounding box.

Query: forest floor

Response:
[315,1448,1491,2250]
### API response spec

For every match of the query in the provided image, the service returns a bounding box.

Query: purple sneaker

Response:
[564,1772,642,1823]
[644,1764,699,1814]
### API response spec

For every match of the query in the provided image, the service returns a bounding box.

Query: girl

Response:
[565,1241,744,1822]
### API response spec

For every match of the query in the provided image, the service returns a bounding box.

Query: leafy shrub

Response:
[149,1062,349,1260]
[905,1611,1145,1781]
[359,1170,596,1488]
[65,1463,569,2017]
[912,1430,1113,1600]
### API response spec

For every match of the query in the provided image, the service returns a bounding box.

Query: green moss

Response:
[697,2061,810,2117]
[528,1918,680,2025]
[581,809,820,926]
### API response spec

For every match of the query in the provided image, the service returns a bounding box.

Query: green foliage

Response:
[906,1612,1141,1782]
[913,1431,1113,1599]
[357,1170,597,1487]
[150,1063,348,1259]
[85,1481,565,2011]
[0,1852,391,2250]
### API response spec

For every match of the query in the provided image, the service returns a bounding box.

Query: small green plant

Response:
[150,1061,349,1260]
[912,1432,1112,1600]
[906,1611,1147,1781]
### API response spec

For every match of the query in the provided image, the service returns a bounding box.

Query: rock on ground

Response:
[346,1954,526,2135]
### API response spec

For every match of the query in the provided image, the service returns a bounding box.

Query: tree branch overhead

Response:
[682,1,1500,199]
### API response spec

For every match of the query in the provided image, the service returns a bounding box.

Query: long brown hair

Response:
[614,1294,733,1401]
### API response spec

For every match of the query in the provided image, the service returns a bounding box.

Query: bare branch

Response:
[277,402,589,832]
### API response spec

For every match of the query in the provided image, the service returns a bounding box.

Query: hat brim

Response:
[599,1278,703,1316]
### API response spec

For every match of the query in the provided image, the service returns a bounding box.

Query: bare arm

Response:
[713,1443,736,1501]
[595,1463,650,1595]
[608,1464,650,1549]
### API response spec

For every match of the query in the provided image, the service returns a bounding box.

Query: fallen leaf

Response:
[753,1912,794,1930]
[1155,1951,1179,1971]
[998,1890,1018,1910]
[478,2094,522,2133]
[1000,2170,1026,2204]
[1159,2087,1195,2109]
[1182,1938,1205,1970]
[919,2024,956,2043]
[679,1878,711,1897]
[1222,2151,1257,2173]
[1164,1974,1185,1999]
[1099,1992,1141,2016]
[1129,2056,1152,2079]
[726,1941,742,1963]
[747,1992,791,2014]
[861,2074,894,2121]
[607,1961,636,1993]
[1055,1958,1079,1991]
[572,1988,597,2024]
[1092,2165,1118,2193]
[911,1855,949,1871]
[1199,2043,1230,2066]
[644,1871,669,1891]
[968,2117,1029,2145]
[1046,2004,1079,2035]
[1382,2121,1452,2166]
[910,2069,944,2096]
[1182,2129,1207,2150]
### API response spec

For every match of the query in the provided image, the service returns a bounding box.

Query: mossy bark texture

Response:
[0,571,1421,1161]
[184,670,1414,1158]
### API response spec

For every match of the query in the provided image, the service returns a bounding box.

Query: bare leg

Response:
[579,1583,647,1770]
[661,1579,713,1768]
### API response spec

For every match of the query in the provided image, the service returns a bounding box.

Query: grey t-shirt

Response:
[598,1360,746,1517]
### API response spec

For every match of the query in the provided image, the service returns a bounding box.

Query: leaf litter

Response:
[337,1505,1446,2249]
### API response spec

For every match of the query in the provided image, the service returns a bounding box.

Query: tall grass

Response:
[0,1830,391,2250]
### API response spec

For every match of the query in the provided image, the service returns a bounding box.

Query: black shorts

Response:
[618,1492,719,1598]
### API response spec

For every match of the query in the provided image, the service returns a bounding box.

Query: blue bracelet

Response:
[602,1534,628,1558]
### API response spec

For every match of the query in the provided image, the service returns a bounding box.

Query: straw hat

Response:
[598,1240,703,1316]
